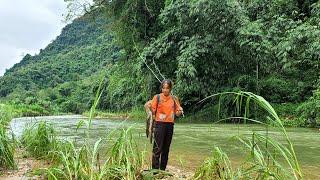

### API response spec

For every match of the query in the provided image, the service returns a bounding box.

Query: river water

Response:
[10,115,320,179]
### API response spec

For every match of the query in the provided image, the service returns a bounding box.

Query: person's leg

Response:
[160,123,174,170]
[152,122,165,169]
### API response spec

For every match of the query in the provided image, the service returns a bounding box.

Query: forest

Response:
[0,0,319,127]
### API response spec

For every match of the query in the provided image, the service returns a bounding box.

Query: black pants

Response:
[152,121,174,170]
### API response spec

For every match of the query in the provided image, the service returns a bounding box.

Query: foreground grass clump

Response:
[102,128,145,179]
[0,105,16,169]
[21,121,58,158]
[44,140,97,179]
[43,128,145,180]
[194,147,234,179]
[194,92,302,179]
[194,136,294,179]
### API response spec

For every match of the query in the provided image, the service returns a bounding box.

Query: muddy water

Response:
[10,115,320,179]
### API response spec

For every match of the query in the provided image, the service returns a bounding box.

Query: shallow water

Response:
[10,115,320,179]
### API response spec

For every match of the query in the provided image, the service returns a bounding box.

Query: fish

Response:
[144,100,153,143]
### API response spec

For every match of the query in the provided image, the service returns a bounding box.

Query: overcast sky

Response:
[0,0,68,76]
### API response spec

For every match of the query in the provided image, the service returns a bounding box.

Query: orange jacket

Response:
[151,93,182,123]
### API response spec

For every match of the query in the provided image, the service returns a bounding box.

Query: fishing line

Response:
[152,57,166,80]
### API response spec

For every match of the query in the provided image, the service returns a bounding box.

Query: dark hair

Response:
[160,79,173,90]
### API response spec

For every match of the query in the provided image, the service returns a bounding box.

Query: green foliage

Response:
[271,103,304,127]
[21,121,59,158]
[137,0,318,113]
[143,0,248,105]
[260,76,306,103]
[128,105,147,121]
[43,140,100,180]
[105,0,165,54]
[0,105,16,169]
[42,128,145,180]
[102,128,145,179]
[104,60,149,110]
[196,91,303,179]
[296,86,320,127]
[10,104,52,116]
[194,147,234,179]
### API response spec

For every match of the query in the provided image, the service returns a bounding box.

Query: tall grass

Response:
[194,147,234,179]
[21,121,59,159]
[44,140,99,179]
[0,105,16,169]
[101,128,145,179]
[195,91,303,179]
[42,128,145,180]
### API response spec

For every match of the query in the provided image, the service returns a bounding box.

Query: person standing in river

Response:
[150,79,183,171]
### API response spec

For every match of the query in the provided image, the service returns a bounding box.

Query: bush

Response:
[10,104,50,116]
[296,88,320,127]
[60,100,86,114]
[272,103,306,127]
[260,76,298,103]
[181,105,218,123]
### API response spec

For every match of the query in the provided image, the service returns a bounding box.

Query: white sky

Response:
[0,0,68,76]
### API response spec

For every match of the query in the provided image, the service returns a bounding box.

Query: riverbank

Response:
[0,147,193,180]
[82,106,146,121]
[1,103,72,119]
[82,107,310,129]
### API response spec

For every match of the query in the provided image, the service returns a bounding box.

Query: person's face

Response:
[161,83,171,96]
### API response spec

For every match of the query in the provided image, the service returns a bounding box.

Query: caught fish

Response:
[144,100,154,143]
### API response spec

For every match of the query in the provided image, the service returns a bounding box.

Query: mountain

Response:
[0,12,120,113]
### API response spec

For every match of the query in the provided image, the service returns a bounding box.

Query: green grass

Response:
[43,140,98,179]
[0,105,16,169]
[41,128,145,180]
[180,105,218,123]
[193,91,303,179]
[194,147,234,179]
[102,128,145,179]
[21,121,59,159]
[8,103,51,117]
[127,105,147,121]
